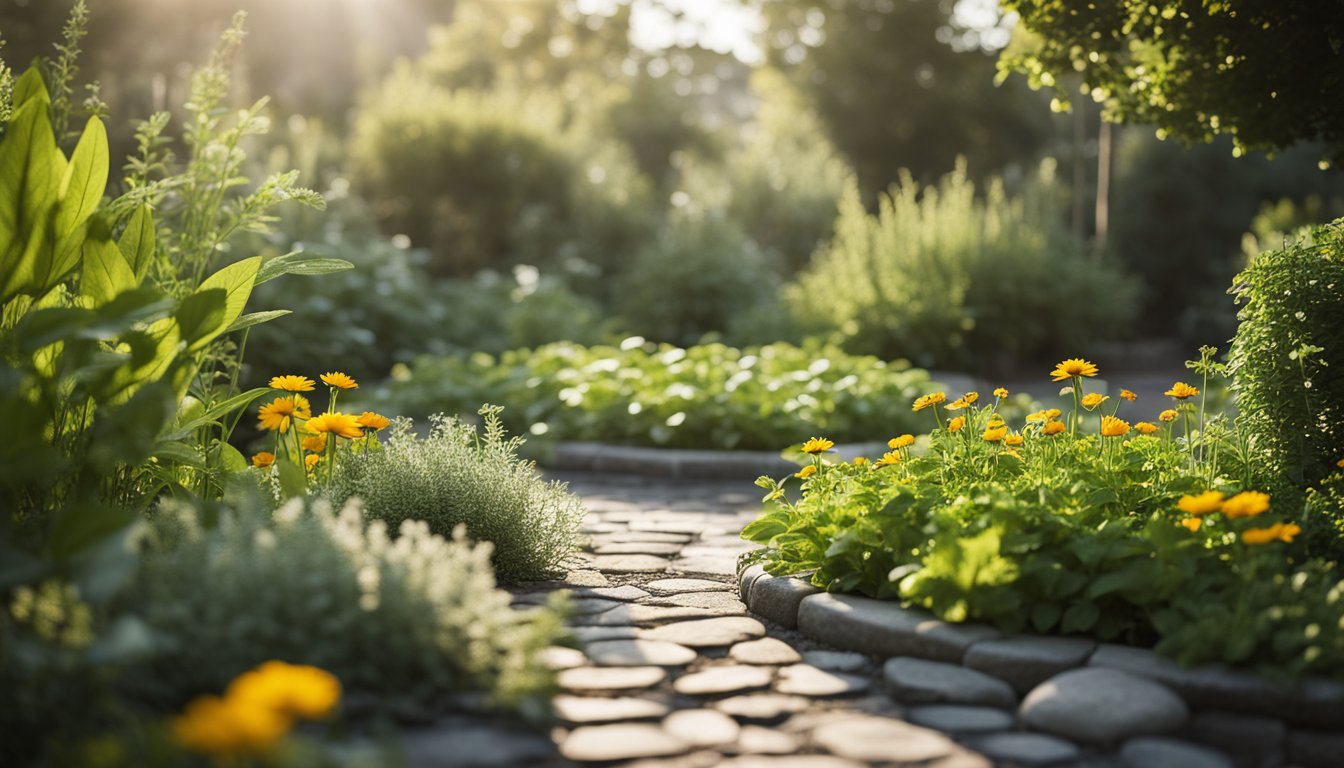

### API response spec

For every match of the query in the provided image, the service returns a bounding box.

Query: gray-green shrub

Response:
[121,495,562,717]
[330,409,584,583]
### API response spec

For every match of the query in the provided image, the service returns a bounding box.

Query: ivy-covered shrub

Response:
[744,357,1344,678]
[379,340,935,450]
[787,161,1138,370]
[120,495,563,716]
[1229,220,1344,551]
[328,409,584,584]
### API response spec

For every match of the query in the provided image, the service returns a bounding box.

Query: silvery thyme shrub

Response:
[121,496,562,717]
[330,407,583,583]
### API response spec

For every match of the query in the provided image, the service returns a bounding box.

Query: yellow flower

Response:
[1222,491,1271,518]
[1004,433,1023,446]
[983,424,1008,442]
[356,412,391,431]
[227,661,342,721]
[1337,458,1344,469]
[1177,491,1225,516]
[301,434,327,454]
[1050,358,1099,381]
[306,412,365,440]
[963,392,979,405]
[320,372,358,390]
[912,393,946,412]
[1165,382,1200,400]
[269,375,315,392]
[987,413,1005,426]
[171,694,291,757]
[1241,522,1301,545]
[796,465,817,479]
[852,456,868,466]
[945,397,970,411]
[258,397,303,433]
[1041,420,1066,436]
[993,387,1009,399]
[251,452,275,469]
[801,437,834,455]
[1046,408,1061,419]
[1135,422,1159,435]
[888,434,915,450]
[1001,448,1024,461]
[875,451,900,468]
[1120,389,1137,401]
[948,416,966,433]
[1180,517,1202,532]
[1081,393,1109,410]
[1159,409,1178,423]
[1026,409,1050,423]
[1100,416,1130,437]
[305,454,321,472]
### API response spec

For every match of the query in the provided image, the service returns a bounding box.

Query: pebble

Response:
[775,664,871,697]
[971,732,1081,765]
[802,650,868,672]
[713,693,812,721]
[729,638,804,665]
[646,578,732,594]
[641,617,767,647]
[883,656,1017,708]
[1120,736,1233,768]
[558,666,668,692]
[572,604,718,627]
[662,709,742,747]
[1020,667,1189,743]
[649,591,749,615]
[730,725,801,755]
[585,639,699,667]
[570,625,638,643]
[539,646,587,670]
[717,757,864,768]
[907,704,1016,733]
[811,716,957,763]
[963,635,1097,694]
[560,723,688,762]
[552,695,671,724]
[673,665,774,696]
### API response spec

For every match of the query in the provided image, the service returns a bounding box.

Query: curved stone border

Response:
[739,568,1344,766]
[549,441,885,479]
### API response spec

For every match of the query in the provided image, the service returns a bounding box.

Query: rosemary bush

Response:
[329,408,584,583]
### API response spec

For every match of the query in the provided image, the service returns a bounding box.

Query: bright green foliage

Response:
[1229,221,1344,549]
[788,161,1137,369]
[328,409,584,584]
[382,341,934,450]
[743,362,1344,678]
[120,495,563,716]
[1001,0,1344,164]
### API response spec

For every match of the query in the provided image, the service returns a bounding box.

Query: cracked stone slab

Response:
[571,604,719,627]
[594,542,686,556]
[646,578,733,595]
[559,723,689,762]
[1020,667,1188,743]
[797,593,1000,663]
[645,591,749,615]
[585,639,699,667]
[587,554,673,573]
[883,657,1017,708]
[591,531,695,544]
[670,556,739,577]
[552,696,672,724]
[663,709,742,747]
[673,665,775,696]
[641,617,767,647]
[811,716,958,763]
[729,637,803,665]
[558,665,668,692]
[775,664,871,697]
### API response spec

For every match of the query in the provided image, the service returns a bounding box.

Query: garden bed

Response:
[547,440,884,480]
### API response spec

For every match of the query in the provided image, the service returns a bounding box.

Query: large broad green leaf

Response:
[10,67,48,110]
[117,205,157,281]
[80,222,137,307]
[187,256,261,352]
[224,309,291,334]
[55,116,108,239]
[277,455,307,500]
[174,288,228,349]
[0,97,64,303]
[255,250,354,284]
[95,317,182,404]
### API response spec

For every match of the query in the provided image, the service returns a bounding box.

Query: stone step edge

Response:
[738,566,1344,733]
[547,441,886,479]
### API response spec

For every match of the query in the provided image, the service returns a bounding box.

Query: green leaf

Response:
[218,442,248,474]
[174,288,227,348]
[1060,602,1100,634]
[255,250,354,284]
[10,67,48,110]
[56,116,109,238]
[80,222,137,307]
[1030,602,1063,633]
[187,256,261,351]
[162,386,270,440]
[224,309,291,334]
[0,97,64,302]
[117,205,156,281]
[277,455,307,500]
[740,514,789,543]
[152,440,206,468]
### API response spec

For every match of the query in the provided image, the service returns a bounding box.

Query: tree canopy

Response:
[1001,0,1344,164]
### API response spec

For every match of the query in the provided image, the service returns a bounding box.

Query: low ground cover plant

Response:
[381,339,935,450]
[744,353,1344,679]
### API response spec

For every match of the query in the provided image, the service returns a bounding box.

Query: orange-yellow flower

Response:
[1001,448,1024,461]
[1337,457,1344,469]
[1180,517,1202,532]
[1222,491,1270,518]
[983,424,1008,442]
[962,391,979,405]
[796,465,817,479]
[1081,393,1109,410]
[1135,422,1159,435]
[1041,420,1066,436]
[1177,491,1225,516]
[1120,389,1137,401]
[948,416,966,433]
[875,451,900,468]
[1165,382,1200,400]
[1100,416,1130,437]
[301,434,327,454]
[945,397,970,411]
[1159,409,1178,423]
[1004,432,1024,446]
[171,694,290,757]
[852,456,868,466]
[993,387,1008,399]
[888,434,916,450]
[306,412,364,440]
[258,397,304,433]
[305,454,321,472]
[1050,358,1099,382]
[801,437,834,455]
[227,661,342,721]
[251,452,275,469]
[269,375,315,392]
[912,393,946,412]
[356,412,391,431]
[320,372,358,390]
[1241,522,1301,545]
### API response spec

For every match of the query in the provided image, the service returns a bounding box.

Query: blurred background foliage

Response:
[6,0,1344,386]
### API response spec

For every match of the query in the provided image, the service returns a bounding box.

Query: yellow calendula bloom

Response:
[320,372,358,390]
[1241,522,1301,545]
[796,465,817,479]
[357,412,391,431]
[888,434,915,450]
[1045,408,1061,419]
[993,387,1009,399]
[1004,433,1023,446]
[1158,409,1178,423]
[912,393,946,412]
[1100,416,1130,437]
[1050,358,1099,381]
[269,375,315,392]
[1135,422,1159,435]
[305,454,321,471]
[1026,410,1050,423]
[258,397,303,433]
[853,456,868,466]
[1177,491,1225,516]
[171,695,291,757]
[801,437,834,455]
[1120,389,1137,401]
[1001,448,1024,461]
[1222,491,1271,518]
[1165,382,1200,399]
[1180,517,1202,533]
[306,412,365,440]
[875,451,900,468]
[948,416,966,433]
[962,392,979,405]
[945,397,970,411]
[301,435,327,454]
[227,661,342,721]
[1041,420,1066,436]
[1337,457,1344,468]
[983,424,1008,442]
[1081,393,1109,410]
[251,452,275,469]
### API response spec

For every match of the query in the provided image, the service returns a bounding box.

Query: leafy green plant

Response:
[379,340,935,450]
[328,408,584,584]
[787,160,1138,370]
[743,356,1344,678]
[1228,220,1344,553]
